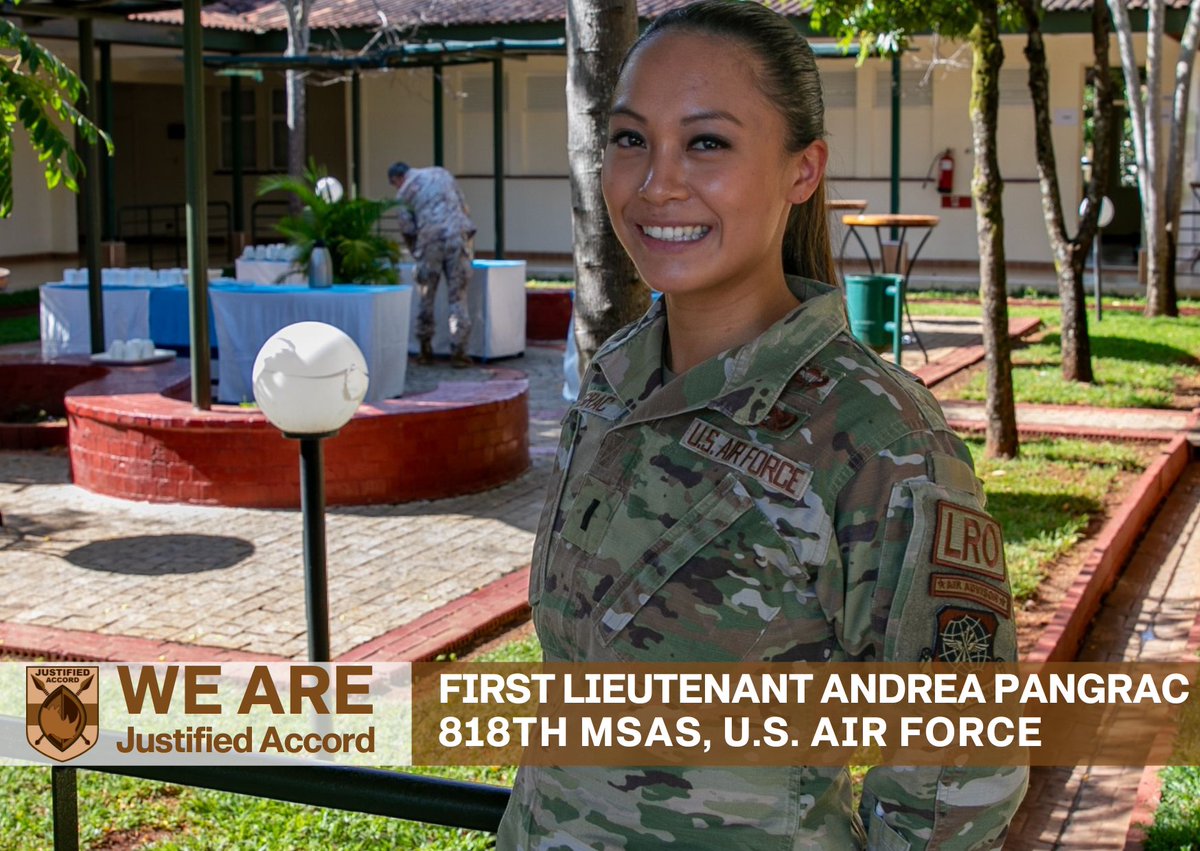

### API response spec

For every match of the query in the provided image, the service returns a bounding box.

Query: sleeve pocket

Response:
[592,474,753,646]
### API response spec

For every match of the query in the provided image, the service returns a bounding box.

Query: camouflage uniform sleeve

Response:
[835,429,1029,851]
[395,187,417,239]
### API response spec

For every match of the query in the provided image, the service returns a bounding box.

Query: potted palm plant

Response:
[258,161,402,285]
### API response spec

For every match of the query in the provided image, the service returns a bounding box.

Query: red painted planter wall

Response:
[525,290,573,341]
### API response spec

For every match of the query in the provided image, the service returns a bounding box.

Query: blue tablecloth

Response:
[40,282,219,355]
[147,286,218,350]
[208,283,413,404]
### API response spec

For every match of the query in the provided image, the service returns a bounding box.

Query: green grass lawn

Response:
[1144,767,1200,850]
[965,436,1149,601]
[907,294,1200,409]
[0,289,39,345]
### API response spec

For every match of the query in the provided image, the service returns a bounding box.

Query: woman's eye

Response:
[690,136,729,151]
[609,130,644,148]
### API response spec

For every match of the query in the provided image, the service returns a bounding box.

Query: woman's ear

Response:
[786,140,828,205]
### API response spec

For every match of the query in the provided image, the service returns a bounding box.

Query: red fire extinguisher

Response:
[937,149,955,194]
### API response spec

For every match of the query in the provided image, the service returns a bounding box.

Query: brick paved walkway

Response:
[1007,464,1200,849]
[0,342,570,660]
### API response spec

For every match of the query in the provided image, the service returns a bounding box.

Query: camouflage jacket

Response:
[394,166,476,258]
[498,276,1027,850]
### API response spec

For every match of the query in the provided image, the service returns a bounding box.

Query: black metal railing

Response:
[115,202,234,267]
[251,199,290,245]
[49,763,510,849]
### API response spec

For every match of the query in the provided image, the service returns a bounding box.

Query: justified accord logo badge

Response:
[27,666,99,762]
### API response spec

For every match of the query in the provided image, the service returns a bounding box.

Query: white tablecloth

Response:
[405,259,526,359]
[209,284,413,405]
[39,284,151,358]
[234,259,306,285]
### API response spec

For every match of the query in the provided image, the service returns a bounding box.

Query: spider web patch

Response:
[929,606,999,663]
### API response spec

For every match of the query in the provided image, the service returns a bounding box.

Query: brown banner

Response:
[412,662,1200,767]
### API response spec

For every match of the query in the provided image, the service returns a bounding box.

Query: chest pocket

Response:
[585,474,801,662]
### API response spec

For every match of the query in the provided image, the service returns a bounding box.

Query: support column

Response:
[890,54,901,241]
[492,57,504,260]
[231,70,246,253]
[78,19,105,354]
[98,40,124,266]
[351,70,363,198]
[183,0,212,409]
[433,63,444,168]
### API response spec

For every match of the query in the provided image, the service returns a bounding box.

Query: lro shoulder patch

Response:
[932,500,1006,580]
[680,418,811,500]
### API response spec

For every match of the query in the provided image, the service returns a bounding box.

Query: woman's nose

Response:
[638,152,688,204]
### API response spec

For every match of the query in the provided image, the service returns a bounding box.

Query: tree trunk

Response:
[1020,0,1113,383]
[283,0,311,215]
[1162,0,1200,319]
[970,6,1018,460]
[1108,0,1169,316]
[566,0,646,379]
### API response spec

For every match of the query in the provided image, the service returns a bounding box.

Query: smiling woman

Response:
[498,3,1026,850]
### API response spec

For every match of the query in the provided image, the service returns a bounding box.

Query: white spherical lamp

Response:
[252,322,369,436]
[1079,196,1116,229]
[315,176,344,204]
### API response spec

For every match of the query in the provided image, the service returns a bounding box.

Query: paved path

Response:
[1007,464,1200,850]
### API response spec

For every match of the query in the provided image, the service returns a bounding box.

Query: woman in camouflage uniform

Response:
[498,2,1027,848]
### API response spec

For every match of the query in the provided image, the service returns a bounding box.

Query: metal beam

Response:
[78,18,105,354]
[182,0,211,409]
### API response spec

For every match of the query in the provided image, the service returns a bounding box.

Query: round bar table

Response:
[839,214,940,367]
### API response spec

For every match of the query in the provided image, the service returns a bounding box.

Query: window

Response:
[219,89,256,169]
[525,75,566,112]
[821,71,856,110]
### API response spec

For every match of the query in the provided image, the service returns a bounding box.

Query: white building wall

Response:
[3,26,1189,269]
[0,126,80,257]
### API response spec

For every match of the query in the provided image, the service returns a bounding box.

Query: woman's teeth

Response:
[642,225,709,242]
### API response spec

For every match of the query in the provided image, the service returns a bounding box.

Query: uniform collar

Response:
[594,276,848,428]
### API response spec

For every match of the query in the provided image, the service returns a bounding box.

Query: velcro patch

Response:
[932,501,1006,580]
[929,573,1011,617]
[679,419,811,499]
[575,389,626,421]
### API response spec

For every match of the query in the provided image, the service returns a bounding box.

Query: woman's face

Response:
[602,31,826,302]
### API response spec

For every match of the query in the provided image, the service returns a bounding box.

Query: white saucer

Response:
[91,349,177,366]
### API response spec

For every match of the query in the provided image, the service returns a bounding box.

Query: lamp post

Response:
[252,322,369,662]
[1080,196,1115,323]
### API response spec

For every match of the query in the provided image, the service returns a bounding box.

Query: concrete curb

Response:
[337,567,531,662]
[0,621,289,662]
[1027,431,1194,664]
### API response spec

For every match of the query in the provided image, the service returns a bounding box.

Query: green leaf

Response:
[0,15,108,217]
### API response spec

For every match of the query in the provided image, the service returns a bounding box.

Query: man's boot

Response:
[450,346,472,369]
[417,339,434,366]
